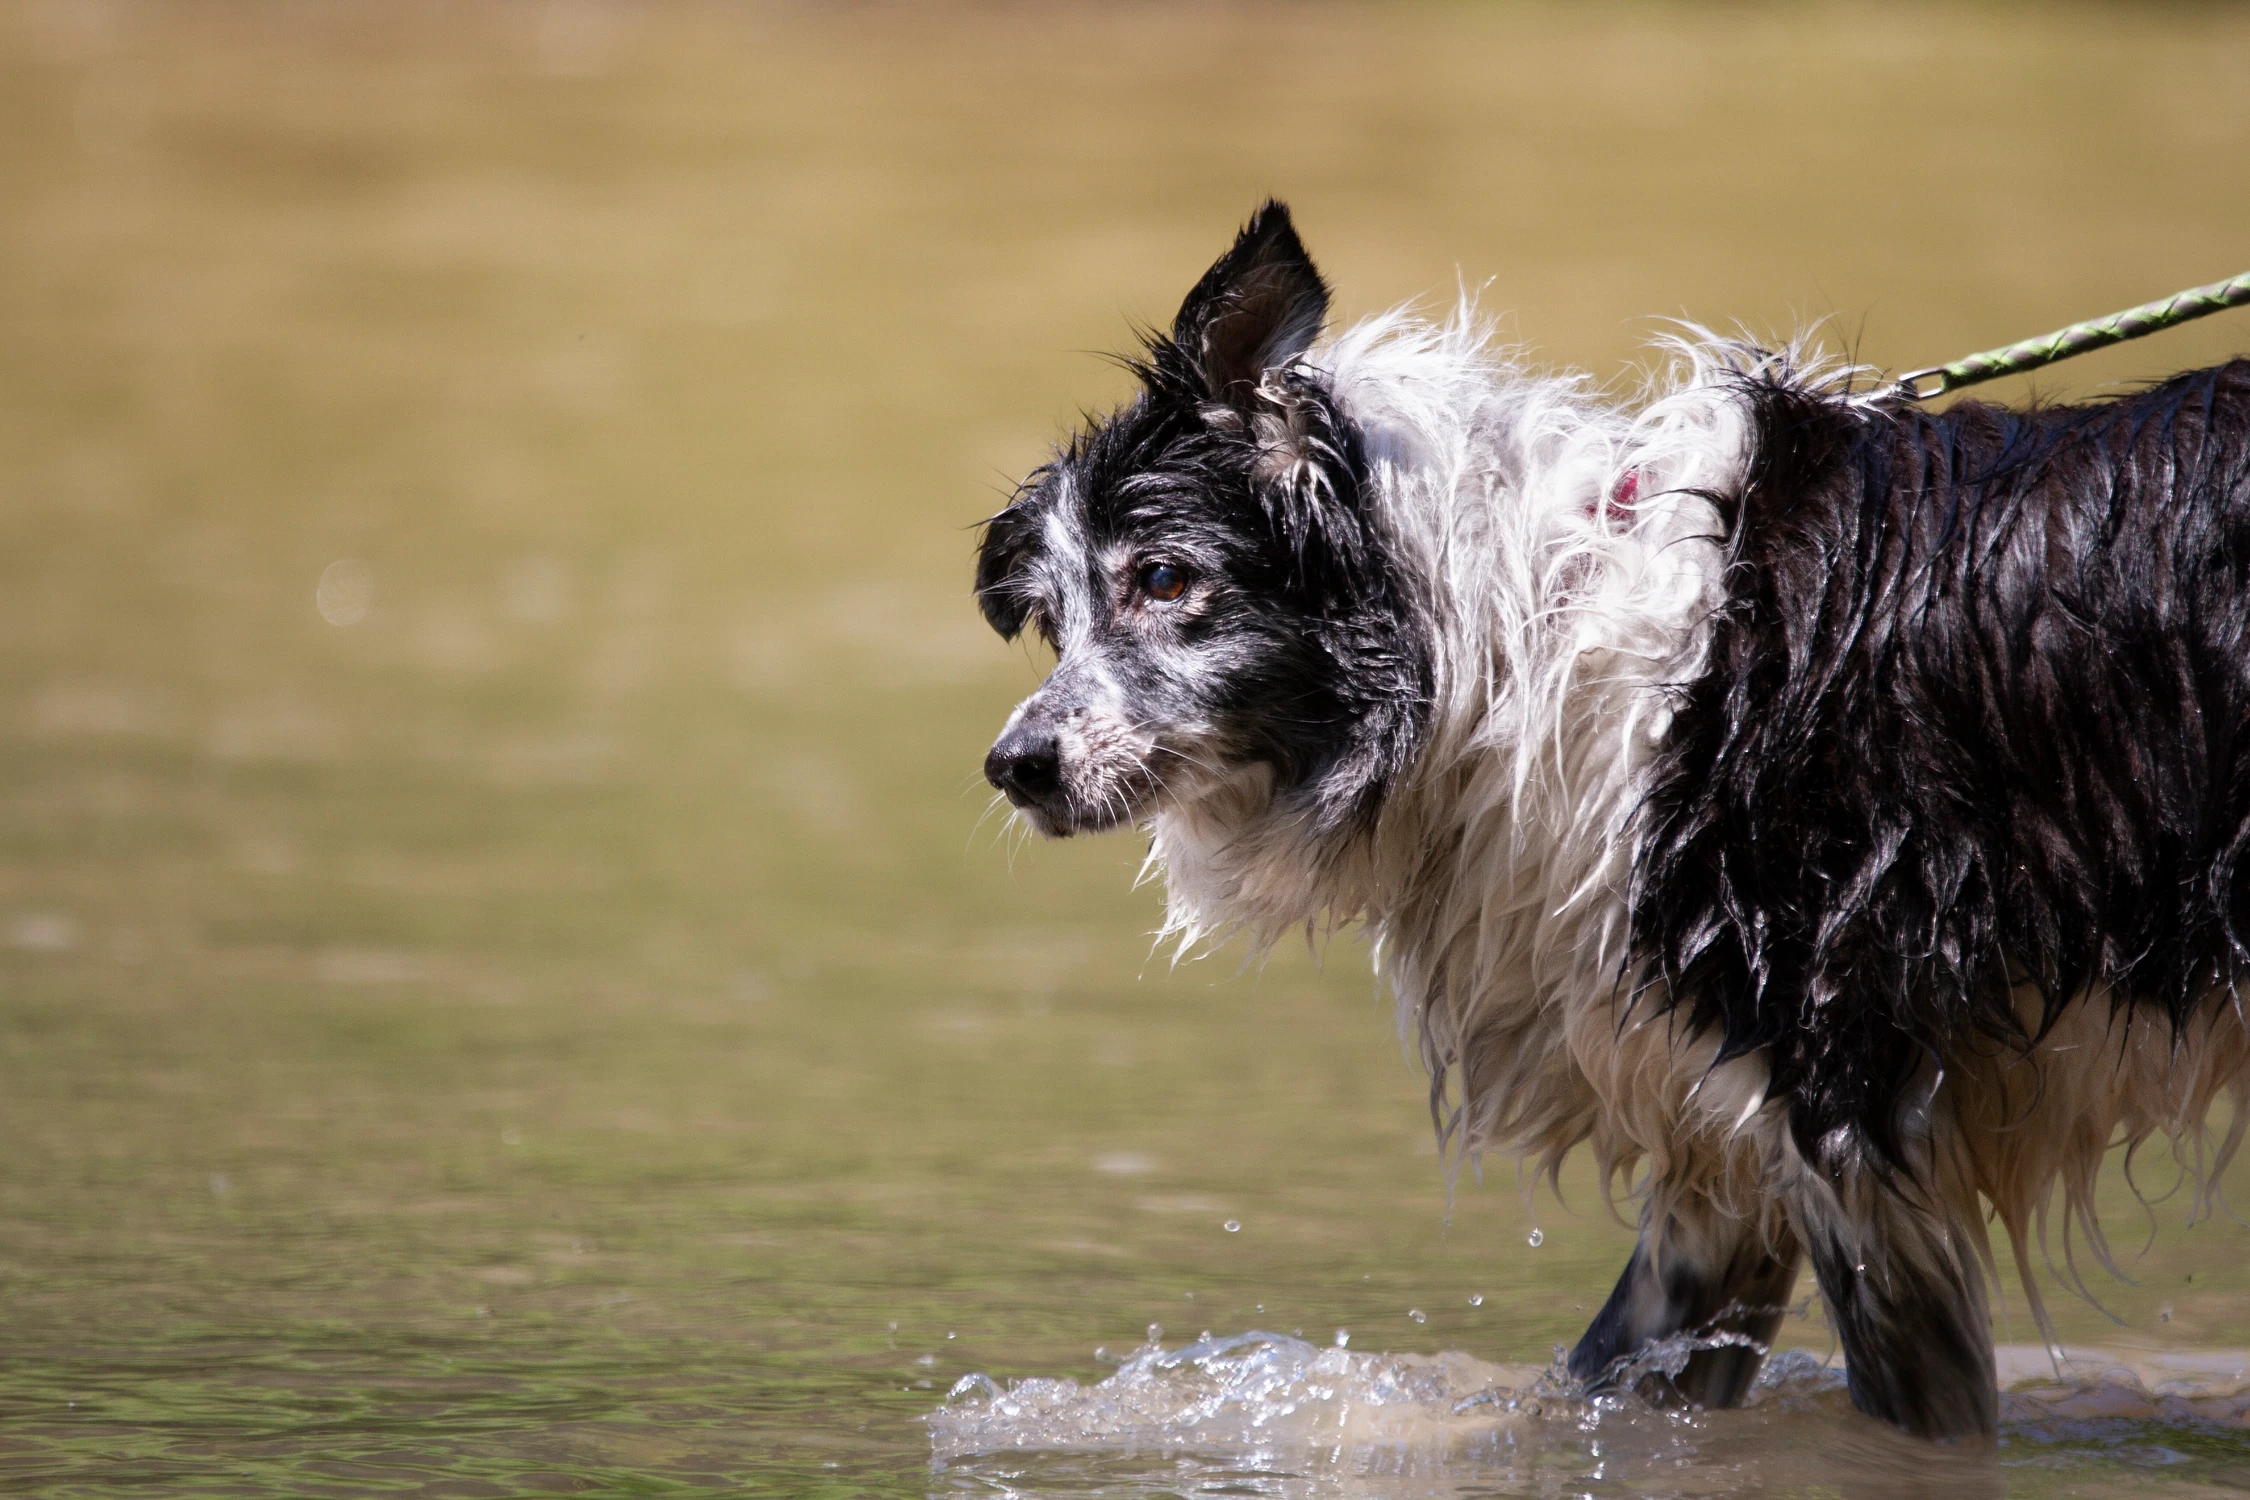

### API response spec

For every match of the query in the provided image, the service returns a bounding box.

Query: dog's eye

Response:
[1139,562,1189,603]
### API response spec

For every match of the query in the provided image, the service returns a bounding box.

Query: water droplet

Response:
[1526,1228,1544,1247]
[1407,1308,1427,1324]
[316,559,376,626]
[1334,1329,1350,1348]
[1222,1219,1241,1233]
[1468,1293,1484,1307]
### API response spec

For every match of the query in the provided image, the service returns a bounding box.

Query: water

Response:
[3,2,2250,1495]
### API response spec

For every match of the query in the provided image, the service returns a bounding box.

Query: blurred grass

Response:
[2,1,2249,1493]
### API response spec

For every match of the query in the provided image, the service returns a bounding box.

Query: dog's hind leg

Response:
[1782,1162,1997,1440]
[1567,1190,1802,1409]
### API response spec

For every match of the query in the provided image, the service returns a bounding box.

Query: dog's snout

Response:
[985,720,1063,804]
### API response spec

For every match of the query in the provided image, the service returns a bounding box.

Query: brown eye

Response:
[1140,562,1189,602]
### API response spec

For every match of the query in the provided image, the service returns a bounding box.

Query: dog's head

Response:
[976,202,1428,842]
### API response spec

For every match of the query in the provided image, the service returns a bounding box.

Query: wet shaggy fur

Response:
[974,201,2250,1441]
[1641,362,2250,1180]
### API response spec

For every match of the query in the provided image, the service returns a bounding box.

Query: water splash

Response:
[1584,1325,1772,1393]
[931,1323,1842,1464]
[928,1333,2250,1496]
[927,1329,1561,1462]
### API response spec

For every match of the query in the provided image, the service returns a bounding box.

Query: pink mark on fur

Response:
[1607,468,1640,518]
[1564,471,1644,603]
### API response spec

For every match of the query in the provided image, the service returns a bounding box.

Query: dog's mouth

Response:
[985,695,1258,837]
[986,706,1209,838]
[994,755,1162,838]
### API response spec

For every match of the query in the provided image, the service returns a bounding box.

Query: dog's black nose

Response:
[985,729,1062,803]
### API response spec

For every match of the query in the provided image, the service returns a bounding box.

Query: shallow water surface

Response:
[4,3,2250,1495]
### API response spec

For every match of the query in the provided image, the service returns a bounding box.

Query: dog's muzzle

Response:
[985,686,1163,836]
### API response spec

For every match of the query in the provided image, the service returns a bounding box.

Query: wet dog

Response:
[973,201,2250,1439]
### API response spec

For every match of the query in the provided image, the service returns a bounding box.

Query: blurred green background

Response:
[3,2,2249,1494]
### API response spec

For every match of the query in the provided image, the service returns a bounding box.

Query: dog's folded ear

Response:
[1170,200,1330,404]
[973,491,1038,641]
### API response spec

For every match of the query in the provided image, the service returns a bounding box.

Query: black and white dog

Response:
[973,201,2250,1440]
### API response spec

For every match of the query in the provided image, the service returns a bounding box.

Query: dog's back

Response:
[1608,359,2250,1435]
[1641,359,2250,1174]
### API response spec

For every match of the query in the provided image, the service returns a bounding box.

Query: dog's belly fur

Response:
[977,207,2250,1442]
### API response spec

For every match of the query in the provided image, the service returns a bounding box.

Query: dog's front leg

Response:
[1784,1168,1997,1440]
[1567,1192,1802,1409]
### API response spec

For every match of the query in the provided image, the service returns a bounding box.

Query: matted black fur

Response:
[1636,361,2250,1178]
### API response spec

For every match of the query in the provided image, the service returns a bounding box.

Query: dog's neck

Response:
[1149,307,1752,1154]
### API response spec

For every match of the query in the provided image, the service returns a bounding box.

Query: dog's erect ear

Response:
[1170,201,1330,404]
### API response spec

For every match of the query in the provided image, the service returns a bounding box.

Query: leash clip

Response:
[1894,367,1949,402]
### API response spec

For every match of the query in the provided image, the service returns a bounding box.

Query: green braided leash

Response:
[1896,269,2250,401]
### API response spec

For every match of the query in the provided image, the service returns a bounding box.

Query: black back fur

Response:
[1636,361,2250,1176]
